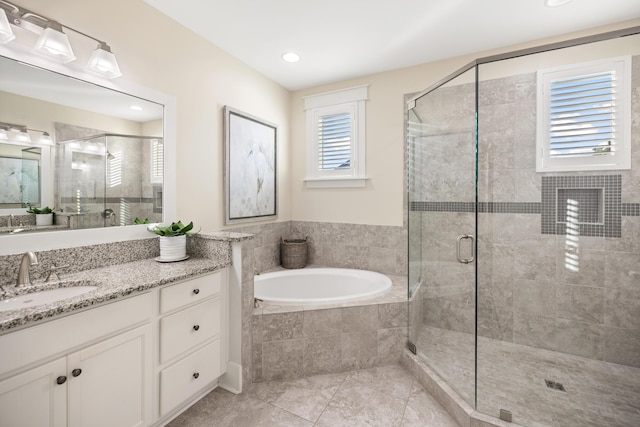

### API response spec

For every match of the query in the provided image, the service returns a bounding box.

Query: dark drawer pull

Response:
[71,368,82,377]
[193,372,200,379]
[193,289,200,295]
[193,325,200,331]
[56,376,67,385]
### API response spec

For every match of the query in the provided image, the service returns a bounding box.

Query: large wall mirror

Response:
[0,52,176,255]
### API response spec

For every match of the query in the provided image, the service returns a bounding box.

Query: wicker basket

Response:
[280,237,308,269]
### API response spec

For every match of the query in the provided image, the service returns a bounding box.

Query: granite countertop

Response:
[0,257,227,333]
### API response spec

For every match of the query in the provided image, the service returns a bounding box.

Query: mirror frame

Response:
[0,45,176,256]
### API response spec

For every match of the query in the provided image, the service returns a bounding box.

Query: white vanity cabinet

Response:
[0,293,154,427]
[156,271,227,419]
[0,268,228,427]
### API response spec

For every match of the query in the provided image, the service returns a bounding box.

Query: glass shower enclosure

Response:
[407,28,640,427]
[56,134,163,229]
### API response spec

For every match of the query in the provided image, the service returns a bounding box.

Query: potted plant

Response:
[148,220,199,261]
[27,206,54,226]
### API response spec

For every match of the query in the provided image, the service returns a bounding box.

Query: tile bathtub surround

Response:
[227,220,407,277]
[252,298,408,382]
[168,364,459,427]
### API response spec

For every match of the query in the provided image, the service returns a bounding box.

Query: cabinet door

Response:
[0,357,67,427]
[68,324,152,427]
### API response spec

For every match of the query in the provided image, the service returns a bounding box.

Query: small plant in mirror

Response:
[134,217,150,224]
[26,206,53,214]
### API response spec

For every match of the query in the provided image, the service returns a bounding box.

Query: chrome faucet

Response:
[16,252,38,287]
[8,214,14,227]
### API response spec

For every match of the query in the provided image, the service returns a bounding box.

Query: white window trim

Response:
[536,56,631,172]
[304,85,368,188]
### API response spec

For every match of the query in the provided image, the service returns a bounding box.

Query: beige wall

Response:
[15,0,292,232]
[290,19,640,227]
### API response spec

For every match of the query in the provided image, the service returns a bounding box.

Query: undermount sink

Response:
[0,286,97,312]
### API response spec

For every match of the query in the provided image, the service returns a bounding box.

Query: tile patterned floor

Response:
[168,364,459,426]
[417,326,640,427]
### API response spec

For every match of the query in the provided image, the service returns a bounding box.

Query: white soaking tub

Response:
[254,268,392,305]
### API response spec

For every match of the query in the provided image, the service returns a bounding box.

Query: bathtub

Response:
[254,268,392,305]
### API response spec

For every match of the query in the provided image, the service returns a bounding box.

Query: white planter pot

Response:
[159,235,186,260]
[35,213,53,226]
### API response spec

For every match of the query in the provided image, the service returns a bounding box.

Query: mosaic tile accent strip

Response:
[622,203,640,216]
[541,175,621,238]
[478,202,541,214]
[410,202,475,212]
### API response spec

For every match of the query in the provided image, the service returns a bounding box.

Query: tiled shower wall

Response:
[412,55,640,368]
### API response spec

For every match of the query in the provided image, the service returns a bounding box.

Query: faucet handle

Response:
[45,264,70,282]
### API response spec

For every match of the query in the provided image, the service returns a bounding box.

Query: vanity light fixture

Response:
[0,0,122,78]
[33,20,75,63]
[16,128,31,142]
[0,122,53,145]
[0,7,15,44]
[86,41,121,79]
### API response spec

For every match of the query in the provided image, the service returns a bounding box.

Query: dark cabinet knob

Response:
[56,376,67,385]
[72,368,82,377]
[192,289,200,295]
[193,325,200,331]
[193,372,199,379]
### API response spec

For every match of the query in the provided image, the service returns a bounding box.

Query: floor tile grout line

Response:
[312,369,352,426]
[399,376,417,426]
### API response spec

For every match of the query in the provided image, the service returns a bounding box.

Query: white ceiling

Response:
[145,0,640,91]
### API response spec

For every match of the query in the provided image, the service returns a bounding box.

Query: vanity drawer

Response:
[160,272,221,314]
[160,298,220,363]
[160,339,221,416]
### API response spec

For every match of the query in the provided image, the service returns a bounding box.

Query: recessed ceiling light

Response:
[130,105,143,111]
[282,52,300,63]
[545,0,573,6]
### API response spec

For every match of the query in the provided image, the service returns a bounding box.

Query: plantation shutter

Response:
[317,112,352,170]
[548,71,615,158]
[151,139,164,182]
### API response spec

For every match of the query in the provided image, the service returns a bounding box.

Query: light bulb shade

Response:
[0,129,8,140]
[33,26,76,63]
[39,132,52,144]
[87,45,122,79]
[0,9,15,44]
[17,130,31,143]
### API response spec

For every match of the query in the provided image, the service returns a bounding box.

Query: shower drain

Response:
[545,379,566,392]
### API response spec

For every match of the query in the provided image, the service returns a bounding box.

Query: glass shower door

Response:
[407,67,478,407]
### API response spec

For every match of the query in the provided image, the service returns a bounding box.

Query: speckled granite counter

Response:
[0,256,226,333]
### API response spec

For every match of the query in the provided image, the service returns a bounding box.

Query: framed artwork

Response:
[224,106,277,224]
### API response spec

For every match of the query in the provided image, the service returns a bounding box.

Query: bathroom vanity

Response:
[0,260,229,427]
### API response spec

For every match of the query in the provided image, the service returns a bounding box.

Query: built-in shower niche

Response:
[541,175,621,238]
[556,188,604,225]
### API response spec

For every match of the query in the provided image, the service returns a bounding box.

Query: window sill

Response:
[304,177,368,188]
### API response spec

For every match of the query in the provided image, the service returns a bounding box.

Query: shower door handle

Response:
[456,234,475,264]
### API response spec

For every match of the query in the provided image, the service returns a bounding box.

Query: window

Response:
[536,56,631,172]
[304,85,368,188]
[150,139,163,184]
